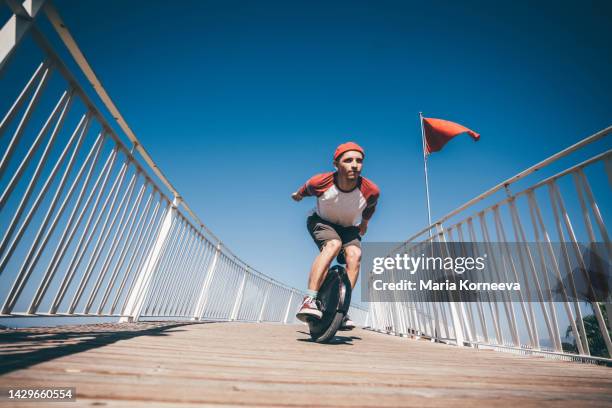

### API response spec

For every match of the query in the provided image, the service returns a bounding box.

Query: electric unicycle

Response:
[307,252,352,343]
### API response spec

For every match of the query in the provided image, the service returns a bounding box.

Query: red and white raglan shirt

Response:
[297,172,380,227]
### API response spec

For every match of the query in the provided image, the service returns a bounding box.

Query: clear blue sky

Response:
[22,0,612,299]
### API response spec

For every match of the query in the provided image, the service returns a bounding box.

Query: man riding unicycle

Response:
[291,142,380,330]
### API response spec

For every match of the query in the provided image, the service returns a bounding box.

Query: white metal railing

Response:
[0,0,368,327]
[368,127,611,363]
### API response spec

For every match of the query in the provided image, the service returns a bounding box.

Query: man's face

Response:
[334,150,364,180]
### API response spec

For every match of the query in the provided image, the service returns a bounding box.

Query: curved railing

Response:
[368,126,611,363]
[0,1,367,326]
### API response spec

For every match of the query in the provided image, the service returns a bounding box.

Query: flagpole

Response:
[419,112,433,238]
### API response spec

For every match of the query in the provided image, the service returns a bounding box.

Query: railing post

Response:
[192,242,221,320]
[120,196,179,322]
[1,0,46,72]
[283,291,294,324]
[230,268,248,321]
[257,284,270,322]
[436,223,467,346]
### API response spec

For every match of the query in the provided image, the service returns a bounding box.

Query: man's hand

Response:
[359,220,368,236]
[291,191,303,202]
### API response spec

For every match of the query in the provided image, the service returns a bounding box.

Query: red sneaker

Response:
[296,296,322,322]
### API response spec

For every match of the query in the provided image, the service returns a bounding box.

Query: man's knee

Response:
[321,239,342,256]
[344,245,361,265]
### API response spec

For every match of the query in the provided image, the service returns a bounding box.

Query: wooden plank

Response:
[1,322,611,407]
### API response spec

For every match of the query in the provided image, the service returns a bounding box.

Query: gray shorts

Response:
[306,213,361,251]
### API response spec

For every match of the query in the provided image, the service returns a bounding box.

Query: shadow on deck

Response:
[0,321,205,375]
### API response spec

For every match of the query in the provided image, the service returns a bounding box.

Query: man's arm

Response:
[358,199,376,235]
[359,178,380,235]
[291,172,334,202]
[359,219,369,235]
[361,195,379,221]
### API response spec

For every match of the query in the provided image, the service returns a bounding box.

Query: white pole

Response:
[120,196,179,322]
[192,243,222,320]
[419,112,433,237]
[283,291,294,324]
[230,270,248,321]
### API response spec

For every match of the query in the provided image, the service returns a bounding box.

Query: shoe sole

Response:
[296,310,322,322]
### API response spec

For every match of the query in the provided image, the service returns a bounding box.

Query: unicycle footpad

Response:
[308,265,352,343]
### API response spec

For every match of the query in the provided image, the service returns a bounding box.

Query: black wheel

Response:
[308,265,352,343]
[311,312,344,343]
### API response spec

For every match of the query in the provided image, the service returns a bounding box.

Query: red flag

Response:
[423,117,480,154]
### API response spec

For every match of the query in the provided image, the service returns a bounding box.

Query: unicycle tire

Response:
[307,265,351,343]
[310,311,344,343]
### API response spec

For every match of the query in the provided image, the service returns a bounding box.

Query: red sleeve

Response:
[360,177,380,221]
[297,172,335,197]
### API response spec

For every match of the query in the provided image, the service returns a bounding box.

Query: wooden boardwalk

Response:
[1,321,611,407]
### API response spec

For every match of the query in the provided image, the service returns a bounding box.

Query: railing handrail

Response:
[42,2,209,237]
[10,0,308,295]
[0,0,369,321]
[1,0,339,325]
[370,126,612,363]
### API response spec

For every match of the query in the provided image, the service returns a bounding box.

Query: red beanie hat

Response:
[333,142,365,161]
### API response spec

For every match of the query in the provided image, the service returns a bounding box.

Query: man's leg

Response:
[308,239,342,291]
[343,244,361,289]
[298,215,343,322]
[297,240,341,322]
[339,244,360,331]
